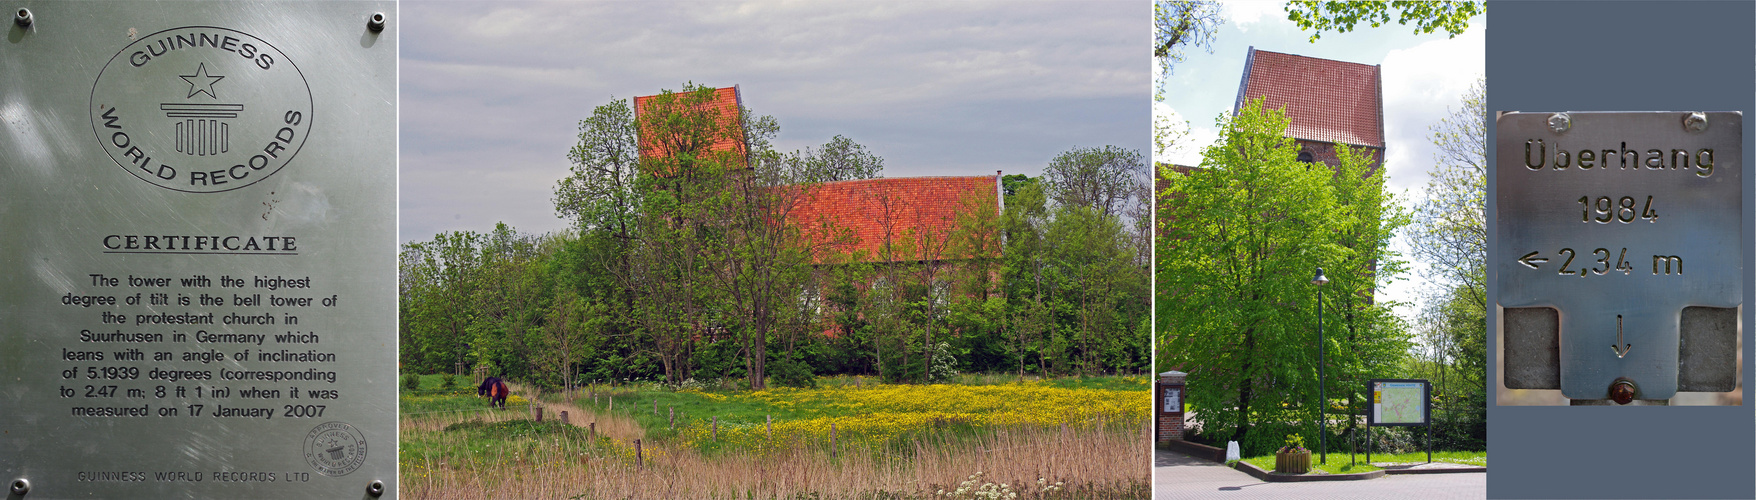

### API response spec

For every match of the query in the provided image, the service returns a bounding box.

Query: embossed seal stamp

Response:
[89,26,313,193]
[303,421,367,477]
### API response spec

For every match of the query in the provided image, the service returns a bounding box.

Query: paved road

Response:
[1154,449,1485,500]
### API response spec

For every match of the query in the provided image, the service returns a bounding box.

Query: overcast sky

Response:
[1154,1,1485,321]
[399,0,1149,245]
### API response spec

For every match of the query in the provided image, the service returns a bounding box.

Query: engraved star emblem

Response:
[179,62,225,99]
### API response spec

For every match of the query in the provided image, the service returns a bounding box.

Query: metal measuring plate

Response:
[0,2,396,498]
[1497,111,1742,401]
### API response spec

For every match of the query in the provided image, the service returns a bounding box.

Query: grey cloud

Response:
[399,0,1148,244]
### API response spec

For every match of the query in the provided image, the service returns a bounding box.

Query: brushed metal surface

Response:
[0,2,396,498]
[1496,111,1743,400]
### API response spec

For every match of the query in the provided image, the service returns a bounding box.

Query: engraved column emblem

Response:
[166,62,243,156]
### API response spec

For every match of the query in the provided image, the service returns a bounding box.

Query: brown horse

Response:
[477,377,509,409]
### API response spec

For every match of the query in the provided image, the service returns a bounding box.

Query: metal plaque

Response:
[1,2,396,498]
[1497,111,1743,400]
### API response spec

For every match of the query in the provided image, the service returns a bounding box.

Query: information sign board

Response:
[1496,111,1742,400]
[0,2,396,498]
[1368,379,1430,427]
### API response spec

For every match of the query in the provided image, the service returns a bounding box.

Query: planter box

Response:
[1275,448,1311,474]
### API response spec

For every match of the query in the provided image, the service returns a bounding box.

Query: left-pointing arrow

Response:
[1518,251,1549,269]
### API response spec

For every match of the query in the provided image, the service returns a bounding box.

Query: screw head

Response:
[14,7,31,28]
[1547,113,1571,134]
[1684,112,1708,132]
[1609,379,1637,405]
[367,12,385,32]
[366,479,384,497]
[9,478,28,496]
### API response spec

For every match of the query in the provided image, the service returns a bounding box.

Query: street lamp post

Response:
[1312,267,1329,465]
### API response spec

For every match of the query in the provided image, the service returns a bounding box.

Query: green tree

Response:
[947,190,1008,373]
[805,134,885,182]
[1001,178,1052,377]
[627,83,743,386]
[1156,99,1408,456]
[1410,77,1484,313]
[1155,0,1223,78]
[1408,77,1486,448]
[1285,1,1482,43]
[1043,204,1145,375]
[1043,145,1146,219]
[468,224,558,383]
[399,230,485,374]
[552,97,648,386]
[558,83,885,389]
[555,98,642,237]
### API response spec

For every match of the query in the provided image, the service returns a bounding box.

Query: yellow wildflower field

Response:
[676,381,1147,452]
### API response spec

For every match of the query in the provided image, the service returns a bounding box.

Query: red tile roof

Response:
[634,86,747,170]
[1235,48,1383,148]
[788,176,1001,263]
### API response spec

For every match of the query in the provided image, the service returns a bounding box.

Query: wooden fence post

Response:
[589,422,596,440]
[534,406,543,422]
[830,422,837,458]
[766,415,772,440]
[635,439,643,469]
[561,410,569,425]
[712,416,718,441]
[669,406,674,428]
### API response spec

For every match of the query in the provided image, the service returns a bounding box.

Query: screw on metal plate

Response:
[13,7,30,28]
[1609,378,1637,405]
[9,478,27,496]
[1546,112,1570,134]
[1683,112,1708,132]
[366,479,384,497]
[367,12,385,32]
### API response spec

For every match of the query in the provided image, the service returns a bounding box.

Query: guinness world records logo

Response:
[303,421,368,477]
[90,26,313,193]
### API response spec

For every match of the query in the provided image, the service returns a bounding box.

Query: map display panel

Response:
[1369,379,1429,426]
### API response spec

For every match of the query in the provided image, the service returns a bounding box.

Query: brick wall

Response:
[1295,139,1384,172]
[1158,414,1183,441]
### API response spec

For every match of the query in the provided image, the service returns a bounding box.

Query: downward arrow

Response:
[1518,251,1549,269]
[1612,314,1632,358]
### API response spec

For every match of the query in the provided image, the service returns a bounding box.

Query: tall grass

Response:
[400,377,1149,499]
[403,409,1146,499]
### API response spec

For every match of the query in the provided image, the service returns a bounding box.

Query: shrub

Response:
[1281,433,1305,451]
[441,373,457,389]
[768,355,817,388]
[927,342,958,383]
[402,374,421,391]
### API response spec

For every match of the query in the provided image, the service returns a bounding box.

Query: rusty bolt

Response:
[1684,112,1708,132]
[1609,379,1637,405]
